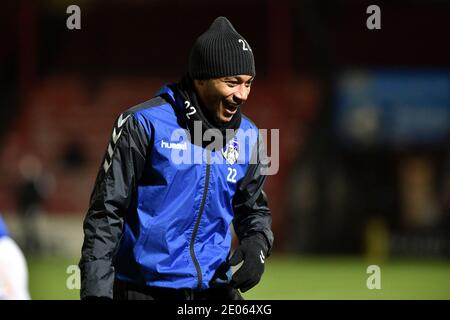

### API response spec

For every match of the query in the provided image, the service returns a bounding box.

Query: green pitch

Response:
[27,255,450,300]
[242,255,450,300]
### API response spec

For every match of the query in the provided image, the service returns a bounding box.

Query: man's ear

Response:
[193,79,206,99]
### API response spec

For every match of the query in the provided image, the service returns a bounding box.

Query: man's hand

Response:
[229,233,268,293]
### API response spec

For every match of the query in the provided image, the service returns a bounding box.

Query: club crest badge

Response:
[222,138,240,165]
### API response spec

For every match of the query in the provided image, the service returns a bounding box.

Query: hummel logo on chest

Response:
[161,140,187,150]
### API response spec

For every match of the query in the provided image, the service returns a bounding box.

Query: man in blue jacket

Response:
[79,16,274,300]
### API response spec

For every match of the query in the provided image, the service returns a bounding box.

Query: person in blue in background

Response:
[79,16,274,300]
[0,214,30,300]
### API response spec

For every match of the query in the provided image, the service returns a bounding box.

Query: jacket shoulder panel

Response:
[240,114,259,131]
[124,97,177,137]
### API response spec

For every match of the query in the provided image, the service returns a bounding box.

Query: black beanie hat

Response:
[189,16,256,80]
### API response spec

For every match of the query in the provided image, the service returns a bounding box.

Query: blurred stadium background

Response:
[0,0,449,299]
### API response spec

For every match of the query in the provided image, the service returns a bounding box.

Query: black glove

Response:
[229,233,269,293]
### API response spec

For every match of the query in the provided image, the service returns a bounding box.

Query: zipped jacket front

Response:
[79,84,273,299]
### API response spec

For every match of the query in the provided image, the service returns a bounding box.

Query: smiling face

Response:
[194,75,253,124]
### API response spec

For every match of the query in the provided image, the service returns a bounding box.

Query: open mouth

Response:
[224,102,239,115]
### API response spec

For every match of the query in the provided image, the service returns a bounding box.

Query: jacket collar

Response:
[154,76,241,149]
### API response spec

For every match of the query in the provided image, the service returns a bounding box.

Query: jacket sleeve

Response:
[79,113,150,299]
[232,132,274,255]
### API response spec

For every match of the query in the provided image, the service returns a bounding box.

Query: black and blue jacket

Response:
[79,77,273,298]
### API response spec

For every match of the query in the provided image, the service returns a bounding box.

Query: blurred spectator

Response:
[0,214,30,300]
[15,154,53,255]
[60,139,87,171]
